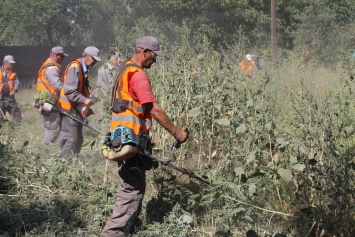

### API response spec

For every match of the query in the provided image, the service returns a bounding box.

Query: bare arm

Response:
[144,102,188,143]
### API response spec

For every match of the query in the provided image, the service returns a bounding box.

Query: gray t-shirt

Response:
[97,63,117,91]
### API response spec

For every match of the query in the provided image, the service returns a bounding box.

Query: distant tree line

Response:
[0,0,354,65]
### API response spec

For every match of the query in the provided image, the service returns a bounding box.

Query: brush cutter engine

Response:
[33,91,58,115]
[101,125,140,161]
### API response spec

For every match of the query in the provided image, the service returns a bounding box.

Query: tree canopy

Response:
[0,0,353,65]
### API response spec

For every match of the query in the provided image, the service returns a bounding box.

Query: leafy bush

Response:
[0,40,354,237]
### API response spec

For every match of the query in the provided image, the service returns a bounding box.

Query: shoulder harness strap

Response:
[110,60,142,112]
[38,63,56,76]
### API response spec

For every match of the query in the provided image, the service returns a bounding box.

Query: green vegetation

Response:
[1,38,354,236]
[0,0,354,66]
[0,0,354,236]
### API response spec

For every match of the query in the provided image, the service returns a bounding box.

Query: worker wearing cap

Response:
[101,36,189,237]
[36,46,68,144]
[96,51,124,127]
[97,51,123,93]
[239,54,256,77]
[0,55,22,123]
[58,46,101,158]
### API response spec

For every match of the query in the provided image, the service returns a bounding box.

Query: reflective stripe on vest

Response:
[36,59,60,94]
[110,61,152,135]
[58,59,89,111]
[0,67,16,92]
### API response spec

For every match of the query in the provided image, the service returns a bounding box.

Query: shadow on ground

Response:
[0,196,85,236]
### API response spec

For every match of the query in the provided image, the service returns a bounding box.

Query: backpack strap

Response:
[110,60,142,112]
[37,63,56,76]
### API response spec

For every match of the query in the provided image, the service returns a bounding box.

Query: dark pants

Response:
[101,156,146,237]
[0,96,22,123]
[59,114,83,158]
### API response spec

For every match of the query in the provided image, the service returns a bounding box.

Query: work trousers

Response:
[0,96,22,123]
[59,114,83,158]
[101,156,146,237]
[41,111,60,144]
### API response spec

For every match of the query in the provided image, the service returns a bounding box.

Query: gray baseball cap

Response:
[4,55,16,63]
[135,36,166,57]
[83,46,102,61]
[51,46,68,56]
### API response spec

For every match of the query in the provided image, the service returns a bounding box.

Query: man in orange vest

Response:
[36,46,68,144]
[0,55,22,123]
[58,46,101,158]
[239,54,256,77]
[101,36,189,237]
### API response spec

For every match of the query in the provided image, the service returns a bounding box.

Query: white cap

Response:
[245,54,252,61]
[4,55,16,63]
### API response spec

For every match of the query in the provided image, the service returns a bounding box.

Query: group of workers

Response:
[0,37,260,236]
[35,45,102,158]
[0,36,189,237]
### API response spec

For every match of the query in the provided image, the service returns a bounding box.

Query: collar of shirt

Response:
[81,60,88,73]
[47,58,61,68]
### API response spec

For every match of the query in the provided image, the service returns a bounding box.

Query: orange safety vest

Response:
[110,61,152,136]
[239,60,254,74]
[0,67,17,93]
[37,59,60,94]
[58,59,89,112]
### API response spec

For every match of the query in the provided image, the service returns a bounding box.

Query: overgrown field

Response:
[1,43,354,236]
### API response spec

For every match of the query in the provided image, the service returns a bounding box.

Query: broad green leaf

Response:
[188,107,202,117]
[299,145,306,154]
[57,175,69,186]
[291,163,306,171]
[248,183,256,196]
[236,124,247,134]
[234,207,246,213]
[193,94,209,99]
[265,122,272,131]
[182,215,193,224]
[244,215,254,223]
[47,174,53,185]
[276,138,287,146]
[234,167,245,176]
[278,168,293,183]
[0,159,10,169]
[213,104,222,110]
[344,126,353,135]
[216,118,230,126]
[246,99,254,107]
[246,153,255,164]
[289,156,298,165]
